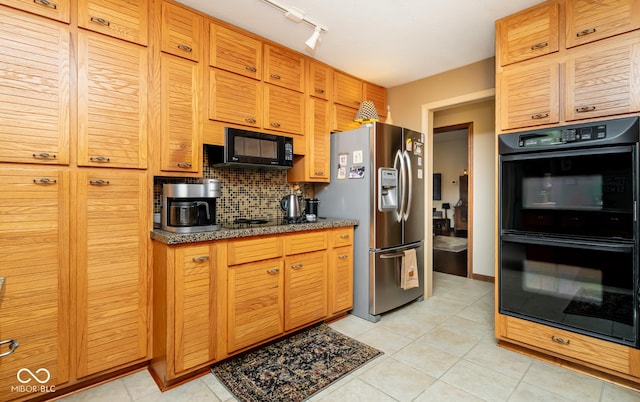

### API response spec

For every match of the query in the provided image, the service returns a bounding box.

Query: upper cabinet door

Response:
[209,68,262,128]
[334,71,363,109]
[363,82,387,118]
[0,7,70,165]
[77,0,148,46]
[0,0,70,23]
[264,44,304,92]
[209,23,262,80]
[496,1,559,66]
[77,31,148,169]
[161,1,203,62]
[566,0,640,48]
[307,60,332,101]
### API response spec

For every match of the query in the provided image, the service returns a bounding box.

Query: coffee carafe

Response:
[280,194,303,220]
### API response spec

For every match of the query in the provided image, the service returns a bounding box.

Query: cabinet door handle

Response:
[576,27,596,37]
[338,254,349,260]
[551,336,570,345]
[89,179,110,185]
[291,263,303,270]
[33,178,57,184]
[245,65,257,73]
[245,117,257,124]
[177,44,193,53]
[530,41,548,50]
[177,162,192,168]
[575,105,596,113]
[314,171,325,176]
[33,0,57,9]
[90,16,111,27]
[0,339,19,358]
[340,234,350,239]
[32,152,57,159]
[192,256,209,262]
[270,122,281,128]
[266,268,279,274]
[531,113,549,120]
[315,88,325,94]
[270,73,281,80]
[90,156,110,163]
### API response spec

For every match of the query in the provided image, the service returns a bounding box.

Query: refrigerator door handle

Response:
[403,150,413,221]
[393,150,406,222]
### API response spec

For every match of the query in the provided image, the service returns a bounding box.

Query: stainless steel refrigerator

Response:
[315,122,425,322]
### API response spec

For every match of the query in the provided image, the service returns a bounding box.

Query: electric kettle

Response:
[280,194,302,219]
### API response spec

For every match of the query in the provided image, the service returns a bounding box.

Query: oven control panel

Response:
[519,124,606,147]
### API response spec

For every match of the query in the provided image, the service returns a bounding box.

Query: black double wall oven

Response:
[499,117,640,348]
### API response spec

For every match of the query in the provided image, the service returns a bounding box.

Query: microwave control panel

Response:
[518,124,606,148]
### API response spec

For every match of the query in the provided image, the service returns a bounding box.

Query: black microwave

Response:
[206,127,294,169]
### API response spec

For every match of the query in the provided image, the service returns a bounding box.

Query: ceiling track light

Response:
[261,0,327,49]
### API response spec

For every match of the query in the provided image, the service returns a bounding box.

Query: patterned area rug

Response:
[211,323,383,402]
[433,235,467,253]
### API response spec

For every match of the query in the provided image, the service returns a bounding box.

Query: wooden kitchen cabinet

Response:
[227,258,284,352]
[332,103,361,132]
[566,0,640,48]
[307,60,333,101]
[263,84,305,134]
[565,37,640,121]
[0,0,70,23]
[288,97,330,182]
[264,44,305,93]
[77,31,148,169]
[329,227,354,315]
[209,22,262,80]
[496,1,559,66]
[77,0,148,46]
[74,169,149,377]
[152,242,218,383]
[363,82,387,118]
[209,68,262,128]
[334,71,363,109]
[160,53,201,174]
[498,62,560,130]
[0,7,70,165]
[0,168,70,400]
[284,251,327,331]
[161,1,203,62]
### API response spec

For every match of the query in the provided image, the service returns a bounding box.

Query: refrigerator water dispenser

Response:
[378,167,398,211]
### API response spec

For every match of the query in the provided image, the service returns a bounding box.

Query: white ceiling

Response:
[177,0,541,88]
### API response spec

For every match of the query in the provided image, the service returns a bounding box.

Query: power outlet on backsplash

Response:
[153,169,313,226]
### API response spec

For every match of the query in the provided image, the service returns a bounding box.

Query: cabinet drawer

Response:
[504,316,630,375]
[284,231,328,255]
[227,236,282,265]
[332,227,353,247]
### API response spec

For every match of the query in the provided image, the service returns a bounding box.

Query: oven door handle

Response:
[502,233,634,252]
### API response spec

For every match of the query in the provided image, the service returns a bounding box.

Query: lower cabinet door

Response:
[173,245,216,374]
[75,170,149,377]
[284,251,327,331]
[330,246,353,315]
[0,169,70,400]
[227,259,283,352]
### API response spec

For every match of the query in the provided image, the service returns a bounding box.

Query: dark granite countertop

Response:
[150,218,359,245]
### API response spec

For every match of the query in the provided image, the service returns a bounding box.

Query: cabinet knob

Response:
[90,16,111,27]
[33,178,57,184]
[177,44,193,53]
[32,152,57,160]
[33,0,57,9]
[530,41,548,50]
[0,339,19,358]
[576,27,596,37]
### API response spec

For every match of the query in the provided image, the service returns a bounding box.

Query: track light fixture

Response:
[261,0,327,50]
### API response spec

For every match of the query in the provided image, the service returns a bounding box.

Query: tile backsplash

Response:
[154,153,313,225]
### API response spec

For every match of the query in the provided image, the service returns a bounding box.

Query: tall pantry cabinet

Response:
[0,0,150,398]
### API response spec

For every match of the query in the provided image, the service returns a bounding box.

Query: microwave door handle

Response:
[403,150,412,221]
[393,150,405,222]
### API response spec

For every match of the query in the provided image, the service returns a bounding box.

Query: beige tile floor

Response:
[58,272,640,401]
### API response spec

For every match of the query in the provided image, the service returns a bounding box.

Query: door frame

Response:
[420,89,495,296]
